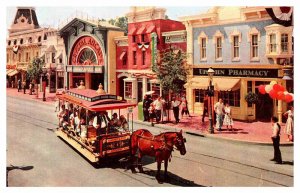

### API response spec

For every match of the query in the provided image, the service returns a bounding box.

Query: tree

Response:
[153,47,188,95]
[108,16,128,35]
[27,57,44,98]
[152,47,188,121]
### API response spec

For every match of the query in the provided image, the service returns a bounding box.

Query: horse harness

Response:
[137,131,174,152]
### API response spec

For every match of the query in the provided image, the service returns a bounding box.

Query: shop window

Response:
[132,35,136,43]
[216,37,222,60]
[142,51,146,65]
[269,34,277,53]
[52,53,55,63]
[247,81,253,107]
[218,90,240,107]
[200,38,207,60]
[133,51,137,65]
[281,33,288,53]
[233,36,239,59]
[251,34,258,59]
[194,89,206,103]
[125,82,133,99]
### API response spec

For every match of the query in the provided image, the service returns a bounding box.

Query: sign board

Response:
[193,68,279,78]
[66,65,103,73]
[127,107,133,114]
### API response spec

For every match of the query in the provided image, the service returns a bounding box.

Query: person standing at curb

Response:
[181,94,190,118]
[284,106,294,142]
[142,95,149,122]
[22,81,26,94]
[172,96,181,124]
[214,98,225,131]
[17,79,21,92]
[270,116,282,164]
[153,96,163,124]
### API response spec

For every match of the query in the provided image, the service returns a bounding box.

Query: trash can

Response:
[138,102,144,121]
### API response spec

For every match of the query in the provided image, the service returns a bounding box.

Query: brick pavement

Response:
[6,87,293,145]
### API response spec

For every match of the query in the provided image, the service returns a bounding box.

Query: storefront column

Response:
[85,73,91,89]
[142,77,147,97]
[187,87,193,113]
[240,80,248,120]
[277,100,283,124]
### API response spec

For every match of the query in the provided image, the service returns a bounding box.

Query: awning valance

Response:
[128,28,137,35]
[7,70,19,77]
[6,69,13,75]
[119,51,127,60]
[185,77,241,91]
[136,26,146,35]
[146,25,156,33]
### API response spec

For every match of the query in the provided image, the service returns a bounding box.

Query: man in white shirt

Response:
[172,96,181,123]
[214,98,224,131]
[153,96,163,123]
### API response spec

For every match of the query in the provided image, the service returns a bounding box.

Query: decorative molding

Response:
[247,27,261,42]
[229,28,242,43]
[213,30,224,44]
[197,31,208,44]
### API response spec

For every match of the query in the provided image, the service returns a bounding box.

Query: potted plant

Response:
[245,92,259,104]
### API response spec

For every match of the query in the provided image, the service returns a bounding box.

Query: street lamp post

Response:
[42,65,47,101]
[207,67,215,134]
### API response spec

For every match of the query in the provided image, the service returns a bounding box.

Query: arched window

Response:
[43,34,47,40]
[8,40,11,46]
[78,48,97,65]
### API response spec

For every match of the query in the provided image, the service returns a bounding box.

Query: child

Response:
[223,103,233,131]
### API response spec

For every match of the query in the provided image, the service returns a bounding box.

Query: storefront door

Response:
[137,81,143,102]
[255,81,273,121]
[91,73,104,90]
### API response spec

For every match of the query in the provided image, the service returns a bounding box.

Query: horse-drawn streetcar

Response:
[55,83,136,164]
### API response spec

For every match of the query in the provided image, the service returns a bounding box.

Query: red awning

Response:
[146,25,156,33]
[136,26,146,35]
[128,28,137,35]
[119,51,127,60]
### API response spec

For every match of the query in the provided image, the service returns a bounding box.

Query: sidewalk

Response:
[6,87,293,145]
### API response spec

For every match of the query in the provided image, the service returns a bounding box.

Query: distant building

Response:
[6,7,66,92]
[115,7,186,103]
[180,6,293,122]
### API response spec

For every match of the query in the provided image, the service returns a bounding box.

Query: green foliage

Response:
[27,57,44,83]
[152,47,188,94]
[108,16,128,34]
[245,92,259,104]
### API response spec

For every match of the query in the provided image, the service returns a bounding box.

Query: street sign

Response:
[127,107,133,114]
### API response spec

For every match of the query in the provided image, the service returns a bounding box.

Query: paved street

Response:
[6,96,293,187]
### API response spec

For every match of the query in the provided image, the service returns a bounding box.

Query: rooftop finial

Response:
[77,80,86,89]
[96,83,106,94]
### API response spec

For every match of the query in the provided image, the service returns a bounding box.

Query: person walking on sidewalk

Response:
[202,94,209,123]
[143,95,152,121]
[270,116,282,164]
[17,79,21,92]
[172,96,181,124]
[214,98,225,131]
[22,81,26,94]
[284,106,294,142]
[181,95,190,118]
[223,103,233,131]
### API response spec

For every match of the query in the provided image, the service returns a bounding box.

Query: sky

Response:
[6,6,210,29]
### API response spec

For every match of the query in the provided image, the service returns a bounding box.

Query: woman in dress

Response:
[284,106,294,141]
[223,103,234,131]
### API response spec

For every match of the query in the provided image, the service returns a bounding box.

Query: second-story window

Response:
[142,50,146,65]
[216,37,222,60]
[132,35,136,43]
[52,53,55,63]
[26,52,29,62]
[281,33,288,53]
[233,36,239,58]
[200,38,206,60]
[18,53,21,62]
[141,34,145,42]
[269,34,277,53]
[7,54,9,63]
[251,34,258,58]
[133,51,137,65]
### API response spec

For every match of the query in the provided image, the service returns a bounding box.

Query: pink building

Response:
[115,7,187,103]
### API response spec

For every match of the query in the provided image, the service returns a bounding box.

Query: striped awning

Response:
[136,26,146,35]
[185,77,241,91]
[7,70,19,77]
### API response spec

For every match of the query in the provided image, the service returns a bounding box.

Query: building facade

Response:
[115,7,186,103]
[6,7,66,92]
[59,18,124,93]
[180,7,293,122]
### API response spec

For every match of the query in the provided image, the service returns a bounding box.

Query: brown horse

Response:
[130,129,186,180]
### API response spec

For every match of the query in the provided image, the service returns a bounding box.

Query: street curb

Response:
[7,94,54,107]
[133,120,294,146]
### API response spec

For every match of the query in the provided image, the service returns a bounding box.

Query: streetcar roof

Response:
[57,88,136,111]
